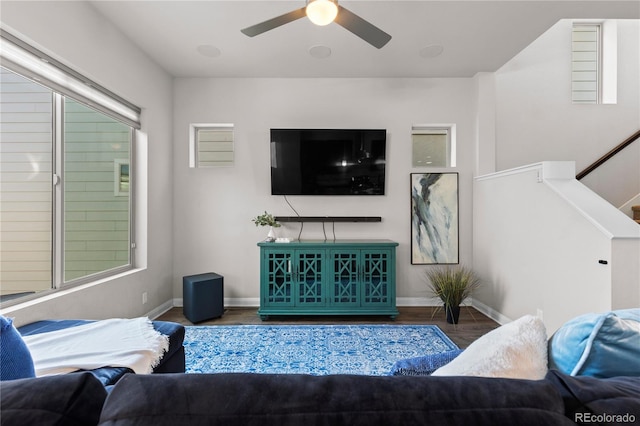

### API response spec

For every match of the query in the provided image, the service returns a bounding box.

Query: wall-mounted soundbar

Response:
[275,216,382,223]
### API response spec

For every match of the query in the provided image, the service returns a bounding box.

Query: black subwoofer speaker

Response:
[183,272,224,323]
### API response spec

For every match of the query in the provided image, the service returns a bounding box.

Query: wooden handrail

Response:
[576,129,640,180]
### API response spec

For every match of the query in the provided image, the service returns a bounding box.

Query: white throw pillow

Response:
[431,314,548,379]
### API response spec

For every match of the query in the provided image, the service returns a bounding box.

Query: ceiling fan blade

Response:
[241,7,307,37]
[334,5,391,49]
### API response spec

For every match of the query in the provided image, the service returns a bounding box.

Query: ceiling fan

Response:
[241,0,391,49]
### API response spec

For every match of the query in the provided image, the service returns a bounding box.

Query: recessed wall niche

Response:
[189,123,234,168]
[411,125,456,168]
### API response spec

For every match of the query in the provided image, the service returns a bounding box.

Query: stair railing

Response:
[576,129,640,180]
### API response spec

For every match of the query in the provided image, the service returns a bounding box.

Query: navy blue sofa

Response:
[3,314,639,426]
[1,369,639,426]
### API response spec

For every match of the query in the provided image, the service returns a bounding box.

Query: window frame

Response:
[55,96,136,288]
[0,36,138,306]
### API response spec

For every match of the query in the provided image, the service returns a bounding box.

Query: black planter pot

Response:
[445,304,461,324]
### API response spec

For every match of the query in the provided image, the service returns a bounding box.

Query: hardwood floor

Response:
[157,306,499,349]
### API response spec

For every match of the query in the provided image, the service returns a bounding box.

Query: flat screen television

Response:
[270,129,386,196]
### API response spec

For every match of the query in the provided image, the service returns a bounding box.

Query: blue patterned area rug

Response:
[184,324,458,376]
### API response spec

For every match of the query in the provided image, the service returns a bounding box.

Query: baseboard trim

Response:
[396,297,439,306]
[470,299,511,325]
[164,297,509,324]
[147,299,174,319]
[171,297,261,308]
[171,297,457,309]
[224,298,261,307]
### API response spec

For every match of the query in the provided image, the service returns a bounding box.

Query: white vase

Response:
[266,226,276,242]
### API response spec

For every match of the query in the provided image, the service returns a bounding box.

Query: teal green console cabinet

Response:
[258,240,399,319]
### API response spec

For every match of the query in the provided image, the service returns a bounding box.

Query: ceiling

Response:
[89,1,639,78]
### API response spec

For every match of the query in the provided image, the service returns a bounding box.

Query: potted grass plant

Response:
[426,265,480,324]
[252,211,281,242]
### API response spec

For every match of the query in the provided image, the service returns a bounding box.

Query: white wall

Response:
[473,162,640,333]
[0,1,174,326]
[468,19,640,328]
[494,20,640,207]
[172,78,476,305]
[472,72,497,176]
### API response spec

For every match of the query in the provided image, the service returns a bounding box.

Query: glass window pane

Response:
[64,98,131,282]
[0,67,53,301]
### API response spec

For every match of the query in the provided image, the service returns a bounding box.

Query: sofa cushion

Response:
[545,369,640,424]
[98,372,576,426]
[0,372,107,426]
[432,314,548,379]
[87,366,135,387]
[548,308,640,378]
[0,316,35,381]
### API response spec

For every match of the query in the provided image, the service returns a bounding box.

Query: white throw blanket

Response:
[23,317,169,376]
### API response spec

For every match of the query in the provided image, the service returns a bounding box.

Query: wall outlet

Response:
[536,308,543,320]
[142,292,148,305]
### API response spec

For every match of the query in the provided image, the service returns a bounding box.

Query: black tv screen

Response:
[270,129,386,196]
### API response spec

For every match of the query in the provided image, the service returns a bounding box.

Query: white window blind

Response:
[0,29,141,128]
[572,24,600,104]
[189,124,234,168]
[411,125,456,168]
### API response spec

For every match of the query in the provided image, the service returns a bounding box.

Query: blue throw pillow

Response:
[0,316,36,380]
[389,349,463,376]
[548,309,640,378]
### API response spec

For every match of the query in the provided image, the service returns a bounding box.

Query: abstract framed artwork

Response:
[410,173,459,264]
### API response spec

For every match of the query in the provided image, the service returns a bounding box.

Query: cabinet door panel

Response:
[330,250,359,306]
[295,250,324,306]
[361,250,392,306]
[264,250,294,306]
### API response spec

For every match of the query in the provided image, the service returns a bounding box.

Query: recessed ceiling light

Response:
[197,45,222,58]
[308,45,332,59]
[419,45,444,58]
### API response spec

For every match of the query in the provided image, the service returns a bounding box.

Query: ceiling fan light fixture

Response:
[306,0,338,26]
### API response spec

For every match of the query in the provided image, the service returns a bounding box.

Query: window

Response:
[189,123,234,168]
[572,23,600,103]
[0,31,140,305]
[572,21,617,104]
[411,125,456,168]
